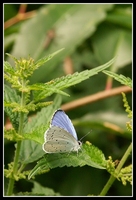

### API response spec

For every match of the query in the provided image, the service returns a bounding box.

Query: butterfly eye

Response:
[78,141,82,146]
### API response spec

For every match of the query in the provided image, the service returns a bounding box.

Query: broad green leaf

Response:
[92,24,132,72]
[19,140,45,165]
[9,4,113,83]
[19,95,62,164]
[13,192,43,197]
[4,84,20,130]
[13,192,45,196]
[28,143,106,179]
[102,70,132,88]
[73,111,131,139]
[106,7,132,29]
[4,33,17,51]
[31,181,61,196]
[23,125,48,144]
[4,61,15,75]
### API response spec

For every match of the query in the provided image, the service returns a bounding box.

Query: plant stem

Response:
[61,86,132,111]
[6,141,22,196]
[99,142,132,196]
[6,89,26,196]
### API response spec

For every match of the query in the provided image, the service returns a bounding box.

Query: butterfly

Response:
[42,109,82,153]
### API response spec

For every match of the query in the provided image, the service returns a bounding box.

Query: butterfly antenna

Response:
[79,130,92,142]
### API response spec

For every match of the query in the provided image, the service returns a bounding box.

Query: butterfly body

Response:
[42,109,82,153]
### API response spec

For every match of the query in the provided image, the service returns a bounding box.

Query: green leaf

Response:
[29,83,70,102]
[34,48,64,70]
[102,70,132,88]
[4,61,15,75]
[4,84,20,130]
[23,125,48,144]
[28,143,106,179]
[73,111,131,139]
[33,57,116,101]
[106,7,132,29]
[31,181,61,196]
[4,33,17,51]
[18,140,45,165]
[92,23,132,72]
[13,192,48,196]
[19,95,62,164]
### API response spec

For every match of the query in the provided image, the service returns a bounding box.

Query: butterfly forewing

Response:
[51,110,78,140]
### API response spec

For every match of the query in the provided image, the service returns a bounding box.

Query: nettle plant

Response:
[4,49,132,196]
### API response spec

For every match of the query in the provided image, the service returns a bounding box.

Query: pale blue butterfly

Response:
[42,109,82,153]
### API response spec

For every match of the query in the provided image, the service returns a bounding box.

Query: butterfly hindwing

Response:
[43,126,80,153]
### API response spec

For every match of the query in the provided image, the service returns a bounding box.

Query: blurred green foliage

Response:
[4,3,132,196]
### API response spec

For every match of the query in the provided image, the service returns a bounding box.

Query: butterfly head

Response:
[71,140,82,154]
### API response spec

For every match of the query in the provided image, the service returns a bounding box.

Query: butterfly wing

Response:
[51,109,78,140]
[43,126,81,153]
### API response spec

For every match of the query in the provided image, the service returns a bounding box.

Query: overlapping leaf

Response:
[103,70,132,88]
[4,84,21,130]
[28,142,107,179]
